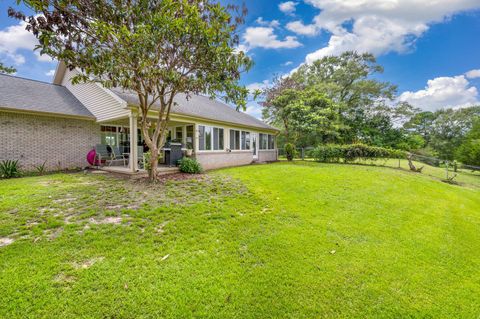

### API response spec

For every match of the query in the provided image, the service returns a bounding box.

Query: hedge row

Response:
[311,144,406,163]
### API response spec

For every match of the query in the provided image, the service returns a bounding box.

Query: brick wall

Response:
[194,151,253,170]
[258,150,278,162]
[0,112,100,171]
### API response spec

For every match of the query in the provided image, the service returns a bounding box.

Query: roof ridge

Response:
[0,73,62,87]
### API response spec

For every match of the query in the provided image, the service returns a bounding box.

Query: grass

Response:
[1,163,480,318]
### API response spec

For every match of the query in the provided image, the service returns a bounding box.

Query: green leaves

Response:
[0,62,16,75]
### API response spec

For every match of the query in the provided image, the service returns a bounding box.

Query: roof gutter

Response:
[0,106,97,121]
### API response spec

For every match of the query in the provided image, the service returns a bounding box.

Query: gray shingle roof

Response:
[111,89,278,131]
[0,74,94,118]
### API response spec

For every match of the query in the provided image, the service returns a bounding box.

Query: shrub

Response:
[0,160,20,179]
[35,160,47,175]
[312,144,405,163]
[178,157,202,174]
[284,143,296,161]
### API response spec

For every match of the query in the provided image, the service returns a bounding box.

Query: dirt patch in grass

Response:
[1,173,248,243]
[53,273,76,284]
[0,237,14,247]
[89,217,123,225]
[72,257,105,269]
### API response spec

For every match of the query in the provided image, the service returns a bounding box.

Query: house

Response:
[0,62,279,173]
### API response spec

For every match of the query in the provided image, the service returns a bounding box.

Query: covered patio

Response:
[95,111,196,174]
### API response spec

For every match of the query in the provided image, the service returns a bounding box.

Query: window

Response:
[186,125,194,149]
[199,125,224,151]
[259,133,275,150]
[213,127,224,150]
[231,130,250,150]
[259,133,267,150]
[175,126,183,142]
[268,134,275,150]
[101,126,117,146]
[230,129,241,150]
[242,131,250,150]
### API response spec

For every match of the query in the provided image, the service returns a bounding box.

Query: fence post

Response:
[301,148,305,160]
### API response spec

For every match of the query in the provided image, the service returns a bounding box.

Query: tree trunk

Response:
[148,147,159,182]
[407,153,423,173]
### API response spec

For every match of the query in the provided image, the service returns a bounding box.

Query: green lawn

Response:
[1,162,480,318]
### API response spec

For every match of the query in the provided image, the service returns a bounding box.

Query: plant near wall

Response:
[34,160,47,175]
[10,0,252,181]
[0,160,20,179]
[284,143,296,161]
[178,158,202,174]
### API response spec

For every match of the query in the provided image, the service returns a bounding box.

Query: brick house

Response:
[0,62,279,173]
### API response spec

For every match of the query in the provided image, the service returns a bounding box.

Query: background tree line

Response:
[261,51,480,166]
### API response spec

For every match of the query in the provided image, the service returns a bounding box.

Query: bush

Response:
[312,144,405,163]
[178,157,202,174]
[284,143,296,161]
[0,160,20,179]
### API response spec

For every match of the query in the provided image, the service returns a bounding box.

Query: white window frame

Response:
[259,133,276,150]
[230,129,251,151]
[198,125,224,152]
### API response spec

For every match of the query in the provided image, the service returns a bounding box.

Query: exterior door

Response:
[252,133,258,160]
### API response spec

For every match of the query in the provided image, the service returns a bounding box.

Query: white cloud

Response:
[465,69,480,79]
[398,75,479,111]
[284,61,293,66]
[286,21,318,36]
[244,101,263,120]
[292,0,480,65]
[279,1,298,15]
[246,80,270,95]
[256,17,281,29]
[0,20,55,65]
[242,27,302,50]
[45,69,56,76]
[35,51,55,63]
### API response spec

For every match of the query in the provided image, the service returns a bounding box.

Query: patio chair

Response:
[111,146,128,167]
[94,144,112,167]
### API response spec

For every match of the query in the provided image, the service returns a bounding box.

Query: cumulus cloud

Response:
[0,20,54,65]
[290,0,480,64]
[465,69,480,79]
[279,1,298,15]
[45,69,56,76]
[256,17,281,29]
[398,75,479,111]
[286,21,318,36]
[244,101,263,120]
[246,80,270,95]
[242,27,302,50]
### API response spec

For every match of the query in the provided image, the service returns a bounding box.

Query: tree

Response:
[262,52,400,146]
[262,75,304,142]
[293,52,398,142]
[0,62,16,74]
[10,0,252,181]
[456,119,480,166]
[403,111,436,143]
[263,84,341,146]
[429,107,480,160]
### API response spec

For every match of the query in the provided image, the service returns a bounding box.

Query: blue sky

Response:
[1,0,480,118]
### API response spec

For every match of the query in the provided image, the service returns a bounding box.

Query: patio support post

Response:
[129,112,138,172]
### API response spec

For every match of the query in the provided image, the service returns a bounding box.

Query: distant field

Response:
[1,162,479,318]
